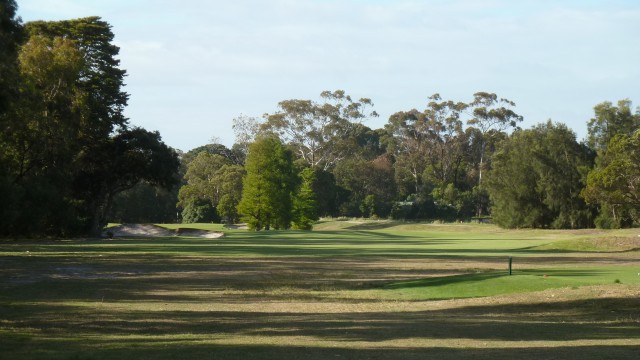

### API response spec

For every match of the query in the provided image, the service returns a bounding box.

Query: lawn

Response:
[0,221,638,359]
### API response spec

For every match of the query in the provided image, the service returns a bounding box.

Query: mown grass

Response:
[0,221,639,359]
[384,267,640,300]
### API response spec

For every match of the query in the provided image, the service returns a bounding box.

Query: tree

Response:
[232,114,261,159]
[216,164,245,224]
[237,136,296,230]
[74,128,180,236]
[292,168,319,230]
[181,199,217,224]
[262,90,378,170]
[0,0,21,115]
[25,17,129,139]
[178,153,229,208]
[178,152,244,223]
[182,143,244,166]
[0,16,179,237]
[311,169,340,217]
[467,92,523,185]
[583,130,640,228]
[583,99,640,228]
[334,155,396,217]
[385,109,428,196]
[385,94,470,219]
[10,35,85,183]
[108,181,179,224]
[0,19,90,236]
[486,122,594,229]
[587,100,640,154]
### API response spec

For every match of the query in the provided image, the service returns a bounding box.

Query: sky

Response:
[16,0,640,152]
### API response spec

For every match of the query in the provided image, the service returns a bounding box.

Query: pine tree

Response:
[237,136,295,230]
[292,168,319,230]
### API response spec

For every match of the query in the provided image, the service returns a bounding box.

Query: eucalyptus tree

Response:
[421,95,469,190]
[466,92,523,185]
[385,94,467,213]
[232,114,261,159]
[385,108,428,196]
[587,99,640,154]
[262,90,378,171]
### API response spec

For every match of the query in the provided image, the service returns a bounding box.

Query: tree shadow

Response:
[2,296,639,359]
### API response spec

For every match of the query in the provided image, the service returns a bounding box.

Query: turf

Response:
[0,221,638,359]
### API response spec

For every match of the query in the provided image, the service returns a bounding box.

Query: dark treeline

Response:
[2,1,639,236]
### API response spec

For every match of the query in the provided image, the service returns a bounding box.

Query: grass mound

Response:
[535,236,640,252]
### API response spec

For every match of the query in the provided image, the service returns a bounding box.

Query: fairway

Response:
[1,222,639,359]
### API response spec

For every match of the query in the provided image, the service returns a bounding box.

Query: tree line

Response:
[2,1,638,236]
[113,90,639,230]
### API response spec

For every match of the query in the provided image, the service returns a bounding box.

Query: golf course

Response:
[1,221,639,359]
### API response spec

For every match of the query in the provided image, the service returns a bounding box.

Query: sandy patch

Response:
[104,224,224,239]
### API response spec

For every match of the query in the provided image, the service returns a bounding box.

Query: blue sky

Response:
[17,0,640,151]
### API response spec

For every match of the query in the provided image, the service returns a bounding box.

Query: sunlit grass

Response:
[384,267,640,300]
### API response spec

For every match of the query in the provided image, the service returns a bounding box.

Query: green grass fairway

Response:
[1,221,639,359]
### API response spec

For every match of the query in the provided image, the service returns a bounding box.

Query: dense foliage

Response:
[0,4,179,237]
[486,122,595,228]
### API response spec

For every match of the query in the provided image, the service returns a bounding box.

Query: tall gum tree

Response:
[385,94,466,202]
[262,90,378,171]
[466,92,522,186]
[587,99,640,155]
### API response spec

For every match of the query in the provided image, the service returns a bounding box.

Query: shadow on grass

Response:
[6,343,640,360]
[1,296,639,359]
[344,221,404,231]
